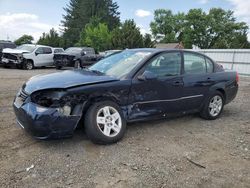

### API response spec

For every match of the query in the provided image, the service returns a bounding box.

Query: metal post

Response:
[231,50,236,70]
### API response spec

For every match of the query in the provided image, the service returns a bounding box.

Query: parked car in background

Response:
[13,49,238,144]
[53,47,103,69]
[0,41,16,63]
[2,44,55,70]
[54,48,64,54]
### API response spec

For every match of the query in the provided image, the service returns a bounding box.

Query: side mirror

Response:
[35,52,39,56]
[138,71,157,81]
[81,51,87,56]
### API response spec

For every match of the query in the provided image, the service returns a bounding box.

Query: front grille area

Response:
[3,53,18,60]
[14,89,29,108]
[19,89,28,101]
[54,54,74,61]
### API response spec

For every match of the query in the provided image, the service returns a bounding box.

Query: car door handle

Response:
[172,81,184,86]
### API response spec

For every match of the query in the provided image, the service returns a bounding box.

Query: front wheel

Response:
[55,65,62,70]
[23,60,34,70]
[200,91,224,120]
[84,101,127,144]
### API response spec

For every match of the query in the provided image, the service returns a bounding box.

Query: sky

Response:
[0,0,250,41]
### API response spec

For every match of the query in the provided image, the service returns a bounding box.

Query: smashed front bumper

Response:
[13,97,82,139]
[2,57,22,66]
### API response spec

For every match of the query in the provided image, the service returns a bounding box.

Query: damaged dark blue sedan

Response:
[13,49,238,144]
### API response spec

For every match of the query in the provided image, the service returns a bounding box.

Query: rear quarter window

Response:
[206,58,214,73]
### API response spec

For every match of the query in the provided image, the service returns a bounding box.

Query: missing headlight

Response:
[58,105,71,116]
[31,90,86,116]
[31,90,66,108]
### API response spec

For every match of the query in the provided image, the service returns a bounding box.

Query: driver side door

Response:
[33,47,45,66]
[128,51,184,121]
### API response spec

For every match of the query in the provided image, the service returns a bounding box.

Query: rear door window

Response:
[184,53,206,74]
[43,47,52,54]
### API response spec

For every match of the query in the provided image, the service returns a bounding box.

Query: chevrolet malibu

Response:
[13,49,238,144]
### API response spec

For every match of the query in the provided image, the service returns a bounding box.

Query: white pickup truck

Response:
[1,44,64,70]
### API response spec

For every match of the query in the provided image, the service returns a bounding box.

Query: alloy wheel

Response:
[96,106,122,137]
[209,95,223,117]
[26,62,33,70]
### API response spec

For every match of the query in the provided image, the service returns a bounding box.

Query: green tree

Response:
[61,0,120,47]
[150,8,249,49]
[14,35,34,46]
[143,34,155,48]
[37,28,62,47]
[184,8,249,49]
[183,9,208,48]
[78,21,112,52]
[150,9,185,43]
[112,19,144,49]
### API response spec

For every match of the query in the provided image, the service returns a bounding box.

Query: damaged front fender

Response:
[13,90,85,139]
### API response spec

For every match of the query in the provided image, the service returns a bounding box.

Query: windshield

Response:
[65,47,82,53]
[17,45,36,52]
[89,50,152,78]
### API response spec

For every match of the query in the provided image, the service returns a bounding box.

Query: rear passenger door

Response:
[181,52,214,111]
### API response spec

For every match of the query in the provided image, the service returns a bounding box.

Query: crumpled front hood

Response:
[3,48,30,54]
[23,69,119,94]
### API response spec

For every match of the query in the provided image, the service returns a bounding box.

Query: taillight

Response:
[236,72,239,84]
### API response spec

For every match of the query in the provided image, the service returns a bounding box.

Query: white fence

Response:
[194,49,250,76]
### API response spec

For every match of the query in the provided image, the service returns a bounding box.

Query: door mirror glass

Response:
[138,71,157,81]
[81,51,87,56]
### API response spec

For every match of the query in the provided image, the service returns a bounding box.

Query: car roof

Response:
[21,44,52,48]
[126,48,181,53]
[67,47,93,49]
[0,41,15,44]
[125,48,211,56]
[53,47,64,49]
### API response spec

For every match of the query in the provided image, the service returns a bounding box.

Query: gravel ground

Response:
[0,67,249,188]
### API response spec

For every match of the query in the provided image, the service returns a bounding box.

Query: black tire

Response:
[84,101,127,145]
[16,64,22,69]
[200,91,224,120]
[23,60,34,70]
[3,64,10,68]
[74,60,81,69]
[56,65,62,70]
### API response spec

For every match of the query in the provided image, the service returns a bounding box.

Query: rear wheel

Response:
[84,101,126,144]
[200,91,224,120]
[23,60,33,70]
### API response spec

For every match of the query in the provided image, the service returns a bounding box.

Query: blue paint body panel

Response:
[13,49,238,139]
